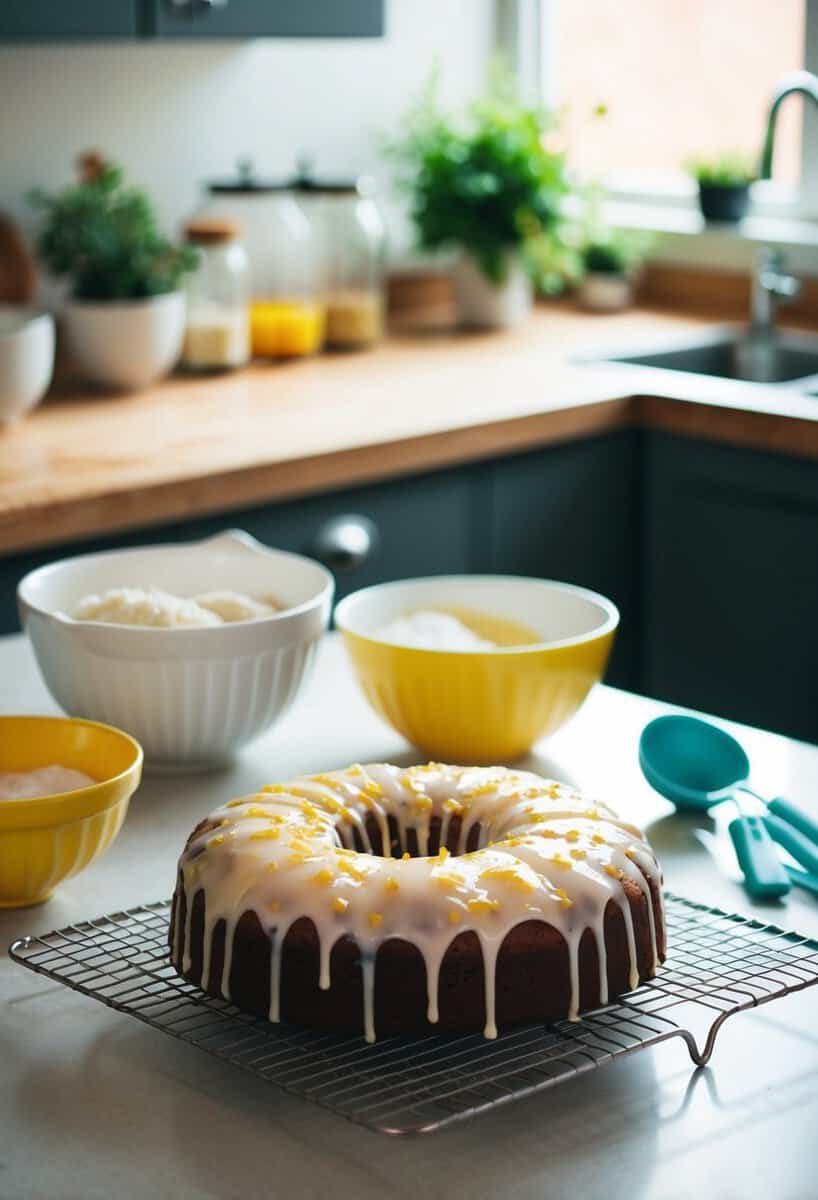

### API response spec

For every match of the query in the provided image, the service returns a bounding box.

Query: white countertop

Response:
[2,633,817,1200]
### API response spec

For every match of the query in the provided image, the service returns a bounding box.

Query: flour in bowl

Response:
[0,765,96,800]
[74,587,278,628]
[374,610,497,651]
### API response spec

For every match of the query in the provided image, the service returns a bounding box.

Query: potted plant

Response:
[687,153,755,223]
[29,153,197,390]
[387,75,570,329]
[576,230,649,312]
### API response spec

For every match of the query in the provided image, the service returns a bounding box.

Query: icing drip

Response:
[480,936,501,1039]
[361,954,376,1044]
[566,930,581,1022]
[182,879,194,974]
[220,915,236,1000]
[617,897,640,992]
[593,913,609,1007]
[172,763,664,1041]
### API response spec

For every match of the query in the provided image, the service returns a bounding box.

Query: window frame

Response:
[499,0,818,224]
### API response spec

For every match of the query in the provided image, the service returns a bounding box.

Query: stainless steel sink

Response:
[588,328,818,387]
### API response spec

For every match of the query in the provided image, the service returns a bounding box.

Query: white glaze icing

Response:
[171,763,664,1042]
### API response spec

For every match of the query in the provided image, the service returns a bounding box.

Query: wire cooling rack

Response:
[9,893,818,1135]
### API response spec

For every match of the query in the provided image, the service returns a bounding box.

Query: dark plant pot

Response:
[697,183,751,223]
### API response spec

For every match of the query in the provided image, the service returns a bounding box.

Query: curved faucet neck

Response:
[761,70,818,178]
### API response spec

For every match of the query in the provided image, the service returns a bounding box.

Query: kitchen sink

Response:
[588,328,818,386]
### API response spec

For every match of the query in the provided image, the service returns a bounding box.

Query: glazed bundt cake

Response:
[170,762,665,1041]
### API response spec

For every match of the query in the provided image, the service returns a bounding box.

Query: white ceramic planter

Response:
[64,292,186,391]
[450,253,532,329]
[577,272,633,313]
[0,307,55,424]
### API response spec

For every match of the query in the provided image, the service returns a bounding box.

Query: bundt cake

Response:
[169,762,665,1041]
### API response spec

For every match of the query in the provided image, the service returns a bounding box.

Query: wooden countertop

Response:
[4,303,818,555]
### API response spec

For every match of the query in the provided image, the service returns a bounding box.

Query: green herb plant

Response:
[580,228,650,275]
[385,69,571,286]
[29,153,197,301]
[686,153,756,188]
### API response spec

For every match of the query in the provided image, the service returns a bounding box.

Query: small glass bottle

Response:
[294,172,386,350]
[181,218,250,371]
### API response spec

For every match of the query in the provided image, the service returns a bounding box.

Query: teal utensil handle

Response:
[767,797,818,848]
[763,814,818,874]
[784,865,818,897]
[728,815,790,898]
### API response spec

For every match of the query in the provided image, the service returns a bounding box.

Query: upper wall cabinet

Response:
[0,0,384,41]
[152,0,384,39]
[0,1,138,39]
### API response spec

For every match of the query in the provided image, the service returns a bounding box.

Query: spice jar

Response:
[181,218,250,371]
[202,161,323,359]
[294,172,386,350]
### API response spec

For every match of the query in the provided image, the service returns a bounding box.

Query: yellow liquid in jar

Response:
[431,607,542,647]
[250,299,324,358]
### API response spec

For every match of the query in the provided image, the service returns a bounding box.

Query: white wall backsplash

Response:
[0,0,493,262]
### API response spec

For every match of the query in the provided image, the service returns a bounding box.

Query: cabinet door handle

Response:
[311,515,379,571]
[168,0,228,11]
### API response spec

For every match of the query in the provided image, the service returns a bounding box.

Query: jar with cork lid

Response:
[181,218,250,371]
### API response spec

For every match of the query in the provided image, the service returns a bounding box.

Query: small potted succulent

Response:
[29,153,197,390]
[576,230,648,312]
[387,74,571,329]
[687,153,755,224]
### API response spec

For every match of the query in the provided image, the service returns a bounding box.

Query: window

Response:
[521,0,817,217]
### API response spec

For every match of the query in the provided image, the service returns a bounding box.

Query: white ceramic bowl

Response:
[18,530,333,769]
[64,292,186,391]
[0,307,55,424]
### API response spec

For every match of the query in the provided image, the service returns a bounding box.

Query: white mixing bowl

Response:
[18,530,333,769]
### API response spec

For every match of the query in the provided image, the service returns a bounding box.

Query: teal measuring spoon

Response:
[638,714,798,899]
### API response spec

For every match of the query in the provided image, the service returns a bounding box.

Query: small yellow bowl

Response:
[335,576,618,763]
[0,715,143,908]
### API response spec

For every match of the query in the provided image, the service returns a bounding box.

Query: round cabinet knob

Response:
[311,514,379,571]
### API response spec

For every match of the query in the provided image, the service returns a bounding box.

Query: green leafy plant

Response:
[686,152,756,188]
[580,229,650,275]
[29,153,197,301]
[385,70,571,284]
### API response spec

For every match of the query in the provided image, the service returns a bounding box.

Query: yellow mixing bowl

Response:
[0,716,143,908]
[335,576,618,763]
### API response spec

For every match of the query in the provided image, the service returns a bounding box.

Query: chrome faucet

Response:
[751,247,801,337]
[759,70,818,180]
[750,71,818,339]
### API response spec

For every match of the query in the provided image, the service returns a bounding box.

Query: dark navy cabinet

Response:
[0,463,479,634]
[642,433,818,743]
[487,432,639,691]
[0,0,384,40]
[4,429,817,743]
[0,1,138,39]
[152,0,384,39]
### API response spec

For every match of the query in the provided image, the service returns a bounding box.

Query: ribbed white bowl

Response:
[18,531,333,769]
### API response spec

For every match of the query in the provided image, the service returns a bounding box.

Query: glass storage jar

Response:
[181,218,250,371]
[294,173,386,350]
[202,161,323,359]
